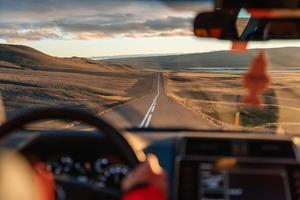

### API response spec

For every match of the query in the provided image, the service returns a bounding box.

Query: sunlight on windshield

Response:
[0,0,300,134]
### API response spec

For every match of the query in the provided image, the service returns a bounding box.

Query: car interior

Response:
[1,0,300,200]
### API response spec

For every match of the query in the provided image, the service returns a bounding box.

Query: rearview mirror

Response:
[194,10,239,40]
[215,0,300,9]
[194,10,300,41]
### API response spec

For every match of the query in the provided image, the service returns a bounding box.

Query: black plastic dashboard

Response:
[138,131,300,200]
[3,129,300,200]
[174,137,300,200]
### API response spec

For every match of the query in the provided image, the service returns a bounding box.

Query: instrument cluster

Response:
[45,154,130,189]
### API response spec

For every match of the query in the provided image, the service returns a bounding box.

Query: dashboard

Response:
[177,159,299,200]
[3,129,300,200]
[178,137,300,200]
[141,132,300,200]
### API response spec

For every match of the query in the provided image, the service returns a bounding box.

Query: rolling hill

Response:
[101,47,300,70]
[0,44,134,72]
[0,44,154,120]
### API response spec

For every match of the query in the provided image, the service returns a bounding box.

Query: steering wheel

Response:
[0,107,139,200]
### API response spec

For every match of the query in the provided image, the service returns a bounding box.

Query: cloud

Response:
[0,24,62,42]
[55,16,193,37]
[0,0,207,42]
[0,26,68,42]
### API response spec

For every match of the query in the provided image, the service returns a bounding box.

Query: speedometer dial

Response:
[46,155,74,175]
[60,156,73,173]
[94,158,109,173]
[98,164,130,189]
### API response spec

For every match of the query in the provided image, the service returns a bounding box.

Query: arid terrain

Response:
[1,44,300,133]
[101,47,300,132]
[0,44,155,121]
[163,71,300,133]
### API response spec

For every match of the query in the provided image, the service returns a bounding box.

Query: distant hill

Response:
[2,44,298,72]
[91,53,179,60]
[101,47,300,70]
[0,44,134,72]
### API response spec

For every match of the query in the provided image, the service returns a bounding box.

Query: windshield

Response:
[0,0,300,134]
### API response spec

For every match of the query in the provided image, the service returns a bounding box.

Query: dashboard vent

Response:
[247,140,295,159]
[185,138,231,156]
[178,161,198,200]
[183,138,295,159]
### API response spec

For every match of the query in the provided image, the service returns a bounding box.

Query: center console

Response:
[175,137,300,200]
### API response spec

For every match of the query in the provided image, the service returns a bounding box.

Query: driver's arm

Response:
[122,154,168,200]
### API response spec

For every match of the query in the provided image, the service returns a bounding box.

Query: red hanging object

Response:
[242,51,270,107]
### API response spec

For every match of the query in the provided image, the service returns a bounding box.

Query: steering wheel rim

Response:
[0,107,139,167]
[0,107,140,199]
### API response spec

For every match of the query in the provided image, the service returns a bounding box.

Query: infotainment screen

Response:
[199,163,291,200]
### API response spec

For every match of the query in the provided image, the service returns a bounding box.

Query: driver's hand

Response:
[0,150,55,200]
[121,154,168,198]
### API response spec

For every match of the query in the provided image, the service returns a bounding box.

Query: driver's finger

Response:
[122,154,166,192]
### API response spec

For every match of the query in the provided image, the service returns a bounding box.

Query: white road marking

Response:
[151,106,155,112]
[139,73,160,128]
[138,100,156,127]
[144,114,152,128]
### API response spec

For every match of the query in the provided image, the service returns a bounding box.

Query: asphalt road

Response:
[101,73,212,129]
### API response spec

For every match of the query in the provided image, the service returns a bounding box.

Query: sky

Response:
[0,0,300,57]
